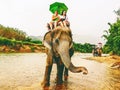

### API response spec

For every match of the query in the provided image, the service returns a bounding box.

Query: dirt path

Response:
[0,53,120,90]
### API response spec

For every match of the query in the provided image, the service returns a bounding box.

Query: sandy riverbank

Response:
[86,55,120,66]
[0,44,45,53]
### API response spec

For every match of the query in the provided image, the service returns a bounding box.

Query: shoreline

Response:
[0,44,45,53]
[86,55,120,66]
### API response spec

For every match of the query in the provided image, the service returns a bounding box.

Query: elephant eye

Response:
[55,39,59,44]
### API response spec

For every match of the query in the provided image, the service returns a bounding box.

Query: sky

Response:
[0,0,120,44]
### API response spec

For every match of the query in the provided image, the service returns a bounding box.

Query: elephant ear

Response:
[43,31,53,49]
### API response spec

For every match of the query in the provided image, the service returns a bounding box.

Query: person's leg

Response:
[63,21,67,27]
[59,21,64,27]
[49,22,53,30]
[47,23,51,30]
[54,21,57,28]
[66,21,70,27]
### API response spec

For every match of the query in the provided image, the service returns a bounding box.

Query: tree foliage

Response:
[114,8,120,16]
[0,24,26,41]
[73,42,93,53]
[0,24,42,47]
[0,24,93,53]
[102,19,120,55]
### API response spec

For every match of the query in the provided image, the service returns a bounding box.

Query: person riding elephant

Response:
[41,27,88,88]
[59,11,69,27]
[92,46,102,57]
[47,11,70,30]
[47,11,60,30]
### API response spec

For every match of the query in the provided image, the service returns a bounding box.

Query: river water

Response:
[0,53,120,90]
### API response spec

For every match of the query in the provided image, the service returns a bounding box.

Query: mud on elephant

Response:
[41,27,88,88]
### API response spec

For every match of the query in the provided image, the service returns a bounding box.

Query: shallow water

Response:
[0,53,120,90]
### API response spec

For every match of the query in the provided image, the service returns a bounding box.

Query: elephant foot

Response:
[55,84,66,90]
[42,86,49,90]
[64,75,68,81]
[41,80,50,88]
[56,81,63,85]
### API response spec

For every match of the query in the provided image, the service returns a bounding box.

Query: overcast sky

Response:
[0,0,120,44]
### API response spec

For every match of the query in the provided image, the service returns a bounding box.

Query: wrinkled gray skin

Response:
[41,27,88,88]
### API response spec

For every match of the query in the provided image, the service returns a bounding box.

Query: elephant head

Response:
[43,27,88,74]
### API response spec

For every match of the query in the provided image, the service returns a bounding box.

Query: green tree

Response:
[102,18,120,55]
[73,42,93,53]
[114,8,120,17]
[0,24,26,41]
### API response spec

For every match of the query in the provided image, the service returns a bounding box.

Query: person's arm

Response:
[52,15,60,22]
[52,15,58,21]
[52,15,55,21]
[57,16,60,22]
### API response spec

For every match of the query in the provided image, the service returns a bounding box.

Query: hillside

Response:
[29,35,43,41]
[29,34,102,44]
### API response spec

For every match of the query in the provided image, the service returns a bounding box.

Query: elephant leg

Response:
[64,67,68,81]
[41,53,53,87]
[55,57,64,85]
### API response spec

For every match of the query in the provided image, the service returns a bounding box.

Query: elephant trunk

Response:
[58,41,88,74]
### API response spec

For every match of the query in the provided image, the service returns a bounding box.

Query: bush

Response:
[73,42,93,53]
[103,19,120,55]
[30,40,42,44]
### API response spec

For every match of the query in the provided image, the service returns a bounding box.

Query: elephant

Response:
[41,26,88,88]
[92,47,102,57]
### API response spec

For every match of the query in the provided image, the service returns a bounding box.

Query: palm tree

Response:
[114,8,120,18]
